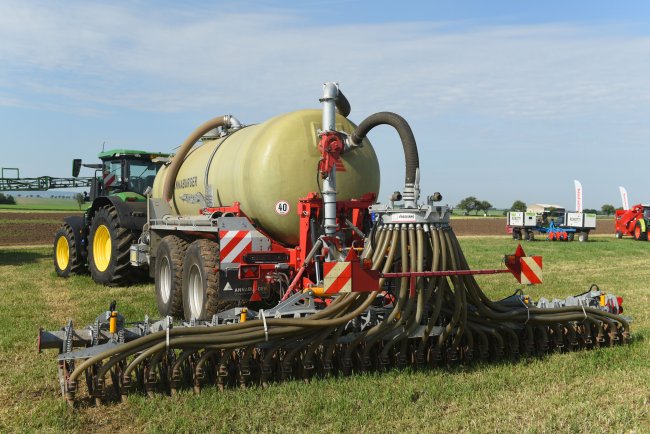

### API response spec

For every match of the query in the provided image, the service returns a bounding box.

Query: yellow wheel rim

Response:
[56,236,70,270]
[93,225,112,272]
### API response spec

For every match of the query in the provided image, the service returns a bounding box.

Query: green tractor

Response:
[53,149,169,285]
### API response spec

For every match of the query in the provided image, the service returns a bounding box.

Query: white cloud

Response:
[1,1,650,207]
[1,2,649,119]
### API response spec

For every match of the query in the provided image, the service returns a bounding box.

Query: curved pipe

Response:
[162,115,241,203]
[349,111,419,193]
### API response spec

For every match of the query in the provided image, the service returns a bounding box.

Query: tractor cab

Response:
[74,149,170,200]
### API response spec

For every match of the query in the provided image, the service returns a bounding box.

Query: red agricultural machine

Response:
[614,187,650,240]
[38,83,630,406]
[615,204,650,240]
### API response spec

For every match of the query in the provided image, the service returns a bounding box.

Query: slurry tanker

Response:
[39,83,630,405]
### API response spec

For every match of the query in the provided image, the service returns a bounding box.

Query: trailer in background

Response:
[507,204,596,242]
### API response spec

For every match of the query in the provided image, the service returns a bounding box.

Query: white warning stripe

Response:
[521,257,542,284]
[220,231,252,263]
[325,262,352,293]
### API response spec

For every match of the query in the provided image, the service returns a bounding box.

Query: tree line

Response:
[457,197,621,216]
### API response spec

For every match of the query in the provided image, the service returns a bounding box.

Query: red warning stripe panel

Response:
[103,173,116,188]
[335,161,346,172]
[219,230,252,264]
[324,262,352,294]
[520,256,542,285]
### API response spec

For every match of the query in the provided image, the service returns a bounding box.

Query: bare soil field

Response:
[0,213,615,246]
[0,212,81,246]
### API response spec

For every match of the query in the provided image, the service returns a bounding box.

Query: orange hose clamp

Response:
[240,308,248,323]
[599,294,606,307]
[109,311,118,334]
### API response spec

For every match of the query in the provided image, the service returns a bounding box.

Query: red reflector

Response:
[239,265,259,279]
[617,296,623,306]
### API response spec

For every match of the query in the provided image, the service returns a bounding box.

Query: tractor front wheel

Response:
[53,224,84,277]
[88,205,135,286]
[634,222,648,241]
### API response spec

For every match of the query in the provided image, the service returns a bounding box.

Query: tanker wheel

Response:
[513,230,521,241]
[182,239,225,321]
[155,235,188,318]
[578,232,589,242]
[634,222,648,241]
[53,223,84,277]
[524,230,534,241]
[88,205,135,286]
[615,230,623,239]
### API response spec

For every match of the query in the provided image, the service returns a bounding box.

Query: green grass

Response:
[0,238,648,433]
[0,196,83,211]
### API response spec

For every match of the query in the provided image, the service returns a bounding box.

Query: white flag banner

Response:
[574,180,583,212]
[619,186,629,210]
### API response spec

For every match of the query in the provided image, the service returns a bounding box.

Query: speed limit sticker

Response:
[275,201,290,215]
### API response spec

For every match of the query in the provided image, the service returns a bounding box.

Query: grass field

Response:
[0,238,648,433]
[0,196,83,211]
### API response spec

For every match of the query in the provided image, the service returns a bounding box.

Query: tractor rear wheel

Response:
[53,223,84,277]
[634,222,648,241]
[182,239,222,321]
[155,235,188,318]
[88,205,135,286]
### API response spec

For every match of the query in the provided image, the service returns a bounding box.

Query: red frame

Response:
[202,192,376,300]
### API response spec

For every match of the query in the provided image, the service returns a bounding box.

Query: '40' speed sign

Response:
[275,201,290,215]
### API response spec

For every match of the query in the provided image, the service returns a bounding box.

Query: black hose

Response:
[350,112,419,184]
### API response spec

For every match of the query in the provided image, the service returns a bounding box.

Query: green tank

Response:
[152,109,380,246]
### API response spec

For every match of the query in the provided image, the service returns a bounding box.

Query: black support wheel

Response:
[615,230,623,239]
[53,223,84,277]
[182,239,222,321]
[512,230,521,241]
[155,235,189,318]
[578,232,589,243]
[634,221,648,241]
[88,205,135,286]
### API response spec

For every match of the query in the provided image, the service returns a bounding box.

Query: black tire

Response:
[88,205,135,286]
[155,235,188,318]
[524,230,534,241]
[615,230,623,239]
[578,232,588,242]
[182,239,222,321]
[567,232,575,242]
[53,223,84,277]
[634,221,648,241]
[513,230,521,241]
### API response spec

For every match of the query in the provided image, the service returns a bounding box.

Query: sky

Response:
[1,0,650,209]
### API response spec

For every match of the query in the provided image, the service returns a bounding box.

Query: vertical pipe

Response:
[321,82,340,243]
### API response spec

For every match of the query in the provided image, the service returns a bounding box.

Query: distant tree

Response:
[457,196,479,215]
[583,208,598,214]
[477,200,492,216]
[0,193,16,205]
[510,200,527,212]
[74,193,85,210]
[601,204,615,216]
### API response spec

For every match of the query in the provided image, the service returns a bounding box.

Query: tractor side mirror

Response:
[72,159,82,177]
